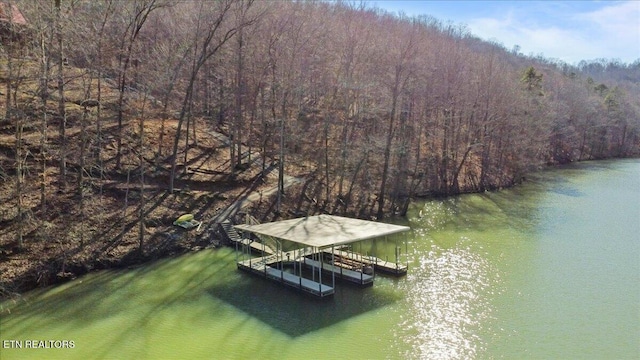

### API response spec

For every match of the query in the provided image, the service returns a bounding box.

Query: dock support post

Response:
[395,241,399,273]
[405,232,409,271]
[318,247,322,293]
[331,245,335,290]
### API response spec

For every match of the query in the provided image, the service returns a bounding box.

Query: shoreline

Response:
[2,156,639,301]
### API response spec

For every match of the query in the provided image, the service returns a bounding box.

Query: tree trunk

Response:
[16,118,24,249]
[377,88,398,219]
[234,23,244,172]
[14,68,24,249]
[324,113,330,204]
[39,28,52,213]
[55,0,66,187]
[138,94,148,256]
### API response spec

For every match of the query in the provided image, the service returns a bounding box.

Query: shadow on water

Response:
[410,190,540,235]
[409,161,615,235]
[532,159,631,198]
[547,185,585,197]
[0,249,237,353]
[206,277,401,338]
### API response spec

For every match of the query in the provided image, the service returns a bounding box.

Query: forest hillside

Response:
[1,0,639,296]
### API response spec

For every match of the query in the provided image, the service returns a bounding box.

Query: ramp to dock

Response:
[222,220,277,255]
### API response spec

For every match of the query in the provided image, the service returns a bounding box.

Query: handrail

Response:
[245,214,261,225]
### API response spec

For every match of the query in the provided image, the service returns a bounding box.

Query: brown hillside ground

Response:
[0,60,318,299]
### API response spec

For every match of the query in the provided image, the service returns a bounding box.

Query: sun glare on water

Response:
[398,244,495,359]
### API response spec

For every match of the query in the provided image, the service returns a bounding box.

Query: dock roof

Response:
[234,214,410,248]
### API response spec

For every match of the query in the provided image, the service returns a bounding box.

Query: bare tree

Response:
[23,0,56,213]
[169,0,256,193]
[114,0,164,169]
[2,1,27,249]
[137,92,149,255]
[376,17,421,218]
[54,0,67,187]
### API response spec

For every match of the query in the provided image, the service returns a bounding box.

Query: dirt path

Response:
[208,163,302,225]
[199,129,303,227]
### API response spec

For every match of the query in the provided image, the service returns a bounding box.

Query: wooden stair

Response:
[219,220,242,243]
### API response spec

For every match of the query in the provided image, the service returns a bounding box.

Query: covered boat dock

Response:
[233,214,410,298]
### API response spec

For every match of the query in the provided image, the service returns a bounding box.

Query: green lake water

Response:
[1,159,639,359]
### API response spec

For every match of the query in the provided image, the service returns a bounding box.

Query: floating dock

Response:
[231,215,411,298]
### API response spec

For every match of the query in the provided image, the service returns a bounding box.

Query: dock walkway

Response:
[237,256,334,297]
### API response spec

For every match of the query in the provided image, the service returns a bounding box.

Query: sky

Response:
[369,1,640,65]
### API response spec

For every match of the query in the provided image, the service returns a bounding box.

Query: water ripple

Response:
[397,245,494,360]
